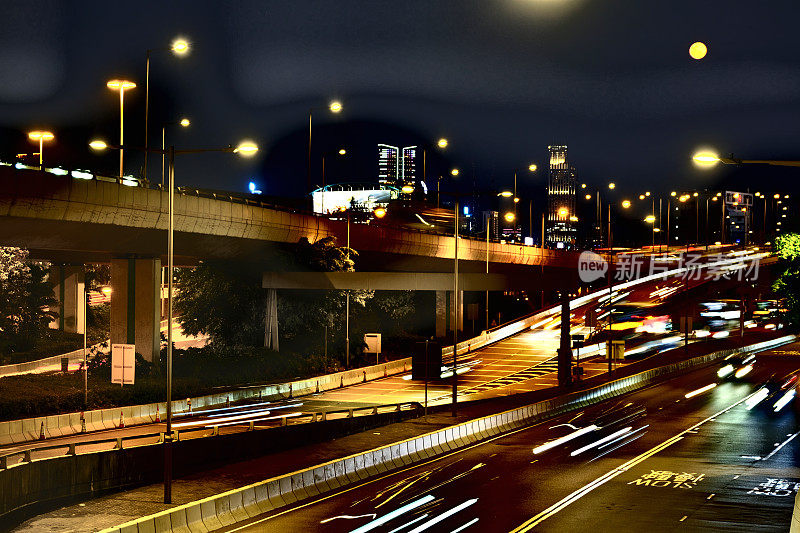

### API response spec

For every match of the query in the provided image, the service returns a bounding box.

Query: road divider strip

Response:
[104,334,795,533]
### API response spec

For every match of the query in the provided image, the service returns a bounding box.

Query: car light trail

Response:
[173,401,273,418]
[406,498,478,533]
[745,387,770,410]
[349,494,435,533]
[451,517,479,533]
[210,411,303,428]
[712,330,730,339]
[533,425,599,455]
[717,365,735,378]
[685,383,717,399]
[320,514,376,524]
[386,514,429,533]
[172,409,272,428]
[735,364,753,378]
[570,427,632,456]
[773,389,796,412]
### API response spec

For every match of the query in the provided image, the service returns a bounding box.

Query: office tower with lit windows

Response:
[378,144,418,191]
[401,146,417,186]
[378,144,399,185]
[545,145,578,249]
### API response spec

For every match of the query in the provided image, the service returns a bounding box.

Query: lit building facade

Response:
[545,145,578,249]
[378,144,399,185]
[378,144,417,190]
[401,146,417,187]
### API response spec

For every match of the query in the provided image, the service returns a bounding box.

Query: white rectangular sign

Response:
[364,333,382,354]
[111,344,136,385]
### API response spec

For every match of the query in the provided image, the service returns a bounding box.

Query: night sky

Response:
[2,0,800,206]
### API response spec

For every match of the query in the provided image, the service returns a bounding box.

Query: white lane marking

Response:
[762,431,800,462]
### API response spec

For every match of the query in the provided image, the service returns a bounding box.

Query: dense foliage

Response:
[773,233,800,326]
[0,247,58,356]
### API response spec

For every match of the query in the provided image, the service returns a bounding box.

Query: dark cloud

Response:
[1,0,799,199]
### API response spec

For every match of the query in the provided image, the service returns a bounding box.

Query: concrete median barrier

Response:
[0,357,413,446]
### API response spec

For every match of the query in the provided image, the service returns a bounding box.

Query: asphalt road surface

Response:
[221,345,800,533]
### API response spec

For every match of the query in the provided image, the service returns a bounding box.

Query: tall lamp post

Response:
[308,101,342,199]
[144,37,190,184]
[89,138,258,504]
[106,79,137,180]
[27,130,54,170]
[161,118,190,187]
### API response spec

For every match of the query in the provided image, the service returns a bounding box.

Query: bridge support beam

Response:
[111,258,161,363]
[48,265,85,334]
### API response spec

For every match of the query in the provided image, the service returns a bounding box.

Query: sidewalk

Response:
[12,332,786,532]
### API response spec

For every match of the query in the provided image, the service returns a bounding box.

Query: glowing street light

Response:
[692,150,721,168]
[608,182,616,190]
[373,206,387,219]
[504,212,516,223]
[329,100,343,113]
[558,207,569,217]
[498,190,514,198]
[644,215,656,223]
[234,141,259,156]
[451,168,460,176]
[338,148,346,155]
[639,194,645,200]
[689,41,708,60]
[528,163,538,172]
[107,79,136,180]
[401,184,415,194]
[585,194,592,200]
[27,130,54,169]
[171,38,190,55]
[437,138,448,149]
[621,200,631,209]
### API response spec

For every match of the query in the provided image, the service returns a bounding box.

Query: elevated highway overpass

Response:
[0,166,584,362]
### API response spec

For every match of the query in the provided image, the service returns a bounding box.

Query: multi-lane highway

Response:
[221,344,800,532]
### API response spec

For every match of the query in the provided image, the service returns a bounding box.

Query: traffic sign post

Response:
[111,344,135,386]
[364,333,381,365]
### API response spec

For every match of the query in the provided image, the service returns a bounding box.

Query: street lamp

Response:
[693,150,800,168]
[27,130,54,170]
[106,79,137,180]
[307,100,343,198]
[144,37,191,184]
[89,137,258,504]
[161,118,190,187]
[437,138,448,149]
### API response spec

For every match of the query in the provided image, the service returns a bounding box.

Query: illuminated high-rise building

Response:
[378,144,417,190]
[401,146,417,186]
[545,145,578,249]
[378,144,399,185]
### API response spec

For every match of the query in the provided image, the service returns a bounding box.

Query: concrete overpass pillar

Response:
[264,288,279,351]
[48,265,85,334]
[435,291,447,338]
[435,290,464,337]
[111,258,161,363]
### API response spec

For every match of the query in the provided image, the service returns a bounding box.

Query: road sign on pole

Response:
[364,333,382,365]
[111,344,135,385]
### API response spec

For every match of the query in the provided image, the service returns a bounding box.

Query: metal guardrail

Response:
[0,402,421,470]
